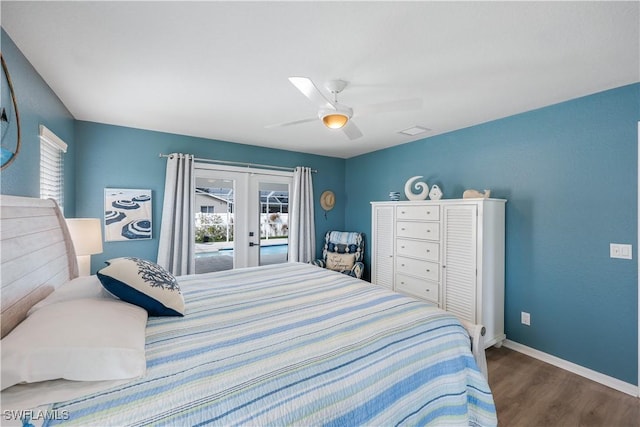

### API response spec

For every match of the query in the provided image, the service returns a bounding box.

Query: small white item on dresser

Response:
[428,184,443,200]
[404,176,429,200]
[463,189,491,199]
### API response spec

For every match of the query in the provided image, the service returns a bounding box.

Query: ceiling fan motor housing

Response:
[325,79,348,94]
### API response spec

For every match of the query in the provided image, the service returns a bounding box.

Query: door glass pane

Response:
[195,177,235,273]
[258,181,289,266]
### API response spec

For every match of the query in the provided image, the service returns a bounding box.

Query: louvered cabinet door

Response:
[442,204,478,323]
[371,205,395,289]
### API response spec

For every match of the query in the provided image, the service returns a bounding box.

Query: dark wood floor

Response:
[486,346,640,427]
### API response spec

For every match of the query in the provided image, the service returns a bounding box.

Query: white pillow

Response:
[326,253,356,271]
[97,257,185,316]
[1,298,148,390]
[27,275,112,316]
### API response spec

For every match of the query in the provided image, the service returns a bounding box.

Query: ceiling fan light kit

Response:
[322,113,349,129]
[321,80,351,129]
[320,105,352,129]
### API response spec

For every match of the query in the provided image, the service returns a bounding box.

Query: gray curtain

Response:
[157,153,195,275]
[288,166,315,263]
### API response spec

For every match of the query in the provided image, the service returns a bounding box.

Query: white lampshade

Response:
[66,218,103,256]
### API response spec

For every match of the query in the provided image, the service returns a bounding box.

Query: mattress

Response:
[7,262,496,426]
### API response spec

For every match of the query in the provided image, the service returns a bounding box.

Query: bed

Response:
[0,195,497,426]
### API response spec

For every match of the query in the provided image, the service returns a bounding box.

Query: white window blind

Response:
[39,125,67,211]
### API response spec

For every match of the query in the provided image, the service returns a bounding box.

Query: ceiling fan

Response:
[266,77,422,141]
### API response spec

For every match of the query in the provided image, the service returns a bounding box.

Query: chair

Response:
[312,231,365,279]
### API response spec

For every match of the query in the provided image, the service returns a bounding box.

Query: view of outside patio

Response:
[194,211,288,245]
[194,186,289,273]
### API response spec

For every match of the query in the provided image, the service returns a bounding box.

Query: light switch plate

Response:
[610,243,632,259]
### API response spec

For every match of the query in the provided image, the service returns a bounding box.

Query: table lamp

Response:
[66,218,103,276]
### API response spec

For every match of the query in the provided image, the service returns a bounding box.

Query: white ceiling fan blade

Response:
[265,116,317,129]
[342,120,363,140]
[289,77,335,110]
[356,97,423,116]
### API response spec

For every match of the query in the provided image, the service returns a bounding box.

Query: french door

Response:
[194,164,292,273]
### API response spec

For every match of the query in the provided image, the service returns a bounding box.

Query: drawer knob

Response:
[427,211,431,214]
[426,249,430,253]
[401,228,406,231]
[426,269,430,272]
[427,230,430,233]
[425,289,430,292]
[401,246,405,249]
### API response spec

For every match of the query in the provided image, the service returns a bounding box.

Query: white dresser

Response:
[371,198,506,348]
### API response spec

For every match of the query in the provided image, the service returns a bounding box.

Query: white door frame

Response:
[195,163,292,269]
[637,121,639,396]
[247,173,292,267]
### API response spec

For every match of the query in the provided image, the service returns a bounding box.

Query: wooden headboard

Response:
[0,195,78,338]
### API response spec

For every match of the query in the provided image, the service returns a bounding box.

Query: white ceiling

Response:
[2,1,638,159]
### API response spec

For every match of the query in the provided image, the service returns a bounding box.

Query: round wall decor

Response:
[1,53,21,170]
[320,190,335,211]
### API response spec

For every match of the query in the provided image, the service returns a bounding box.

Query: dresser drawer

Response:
[396,273,439,303]
[396,257,439,282]
[396,205,440,221]
[396,238,439,262]
[396,221,440,240]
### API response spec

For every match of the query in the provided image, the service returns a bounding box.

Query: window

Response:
[201,206,215,214]
[39,125,67,211]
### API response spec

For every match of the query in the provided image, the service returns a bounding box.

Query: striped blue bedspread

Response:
[46,263,496,426]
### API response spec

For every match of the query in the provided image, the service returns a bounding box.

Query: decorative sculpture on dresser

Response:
[463,189,491,199]
[404,176,429,200]
[428,184,443,200]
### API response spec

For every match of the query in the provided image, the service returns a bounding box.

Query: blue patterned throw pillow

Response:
[97,257,185,316]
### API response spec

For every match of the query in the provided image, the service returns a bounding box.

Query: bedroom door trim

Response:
[637,121,639,396]
[194,163,292,270]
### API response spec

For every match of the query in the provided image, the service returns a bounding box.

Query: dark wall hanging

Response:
[1,53,21,170]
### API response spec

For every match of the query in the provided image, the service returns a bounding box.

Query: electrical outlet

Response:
[610,243,632,259]
[521,311,531,326]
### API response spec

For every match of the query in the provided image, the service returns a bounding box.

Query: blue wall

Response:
[345,83,639,385]
[0,30,76,215]
[74,121,345,273]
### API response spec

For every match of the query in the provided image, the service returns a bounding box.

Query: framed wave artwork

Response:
[104,188,152,242]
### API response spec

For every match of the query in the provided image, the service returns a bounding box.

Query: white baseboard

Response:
[503,339,639,398]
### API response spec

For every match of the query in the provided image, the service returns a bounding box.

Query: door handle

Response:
[249,242,258,247]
